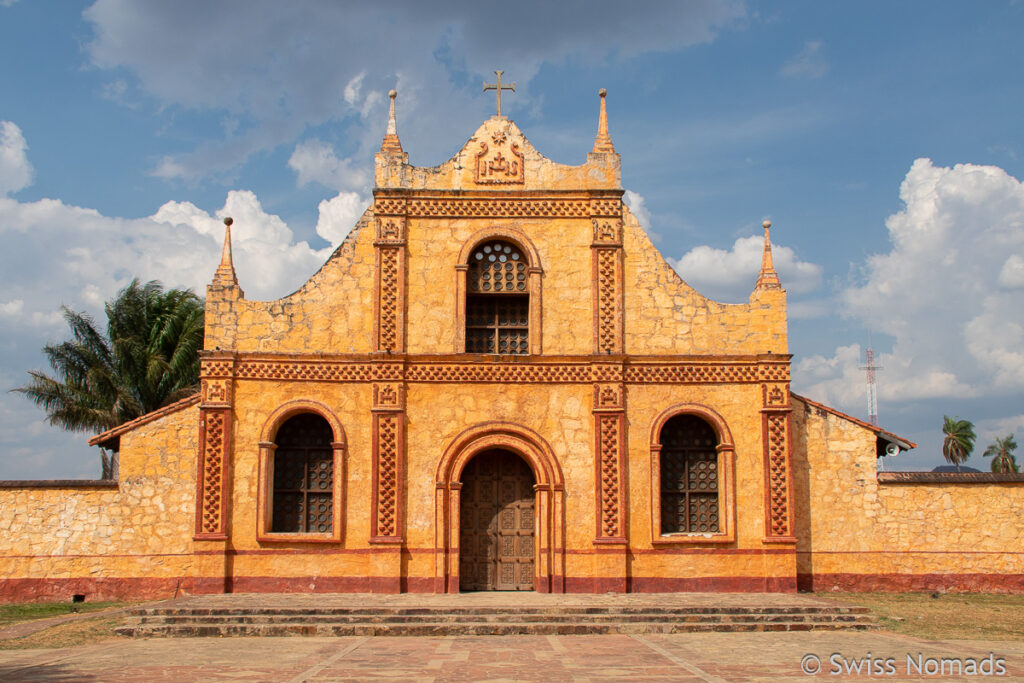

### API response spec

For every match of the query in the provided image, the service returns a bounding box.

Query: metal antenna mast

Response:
[860,335,883,426]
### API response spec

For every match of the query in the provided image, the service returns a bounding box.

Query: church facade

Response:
[1,90,1022,601]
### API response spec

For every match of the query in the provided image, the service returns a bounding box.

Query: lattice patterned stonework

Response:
[374,414,399,537]
[405,198,591,218]
[408,364,592,383]
[373,198,407,216]
[200,359,233,378]
[766,413,790,537]
[378,247,399,352]
[229,358,784,385]
[198,411,225,535]
[596,249,619,353]
[625,363,789,384]
[589,199,622,217]
[598,414,622,537]
[237,361,402,381]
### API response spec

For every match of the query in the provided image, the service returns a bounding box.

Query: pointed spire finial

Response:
[212,216,240,289]
[379,89,404,153]
[592,88,616,154]
[755,219,782,290]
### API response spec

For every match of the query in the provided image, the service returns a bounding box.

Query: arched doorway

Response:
[459,449,536,591]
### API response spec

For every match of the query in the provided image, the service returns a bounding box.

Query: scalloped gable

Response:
[375,116,620,191]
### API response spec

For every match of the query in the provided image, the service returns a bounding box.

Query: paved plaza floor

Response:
[1,631,1022,681]
[0,593,1021,681]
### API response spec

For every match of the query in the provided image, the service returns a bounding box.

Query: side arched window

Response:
[659,415,719,534]
[466,240,529,354]
[272,413,334,533]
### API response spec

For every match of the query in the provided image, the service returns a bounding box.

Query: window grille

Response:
[466,241,529,354]
[272,413,333,533]
[659,415,719,534]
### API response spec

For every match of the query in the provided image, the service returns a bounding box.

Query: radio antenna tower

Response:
[860,336,883,426]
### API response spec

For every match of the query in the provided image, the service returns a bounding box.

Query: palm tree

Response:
[941,415,976,473]
[984,434,1019,474]
[13,280,204,477]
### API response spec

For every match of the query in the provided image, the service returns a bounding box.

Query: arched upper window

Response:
[271,413,334,533]
[466,240,529,354]
[659,414,719,534]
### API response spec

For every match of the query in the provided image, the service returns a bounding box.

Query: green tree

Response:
[984,434,1019,473]
[13,280,204,478]
[941,415,976,473]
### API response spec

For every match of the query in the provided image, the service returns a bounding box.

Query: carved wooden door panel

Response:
[459,450,535,591]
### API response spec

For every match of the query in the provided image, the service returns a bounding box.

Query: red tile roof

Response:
[791,392,917,450]
[88,393,201,449]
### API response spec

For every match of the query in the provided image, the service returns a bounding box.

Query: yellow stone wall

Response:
[15,112,1019,598]
[206,117,787,358]
[0,404,198,600]
[793,398,1024,589]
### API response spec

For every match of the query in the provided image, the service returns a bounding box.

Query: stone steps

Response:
[116,604,876,638]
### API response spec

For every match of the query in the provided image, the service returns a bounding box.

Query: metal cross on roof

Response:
[483,70,515,116]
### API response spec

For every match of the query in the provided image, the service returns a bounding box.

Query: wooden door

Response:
[459,449,535,591]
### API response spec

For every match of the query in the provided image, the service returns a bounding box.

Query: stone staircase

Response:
[116,598,876,637]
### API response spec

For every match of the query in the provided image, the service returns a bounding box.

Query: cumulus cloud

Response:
[315,193,368,246]
[623,190,654,236]
[781,40,827,79]
[288,139,370,192]
[667,232,823,302]
[0,123,377,477]
[81,0,745,181]
[793,158,1024,413]
[0,121,33,195]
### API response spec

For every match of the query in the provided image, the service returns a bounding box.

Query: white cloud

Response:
[0,127,378,478]
[623,190,655,239]
[781,40,827,79]
[81,1,745,181]
[288,139,369,192]
[793,158,1024,413]
[999,253,1024,288]
[315,193,368,246]
[0,299,23,317]
[0,121,33,195]
[667,232,823,302]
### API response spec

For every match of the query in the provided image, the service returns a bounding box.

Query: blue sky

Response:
[2,1,1023,478]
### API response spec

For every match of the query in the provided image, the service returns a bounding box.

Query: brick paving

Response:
[1,631,1022,681]
[0,594,1022,681]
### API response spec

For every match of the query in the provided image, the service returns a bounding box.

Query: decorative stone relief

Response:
[474,129,525,184]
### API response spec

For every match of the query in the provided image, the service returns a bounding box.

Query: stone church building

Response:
[1,89,1021,601]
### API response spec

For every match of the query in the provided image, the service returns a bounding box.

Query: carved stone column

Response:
[590,197,624,355]
[191,353,235,594]
[370,381,405,592]
[373,198,407,353]
[194,353,235,540]
[592,361,628,592]
[760,361,797,543]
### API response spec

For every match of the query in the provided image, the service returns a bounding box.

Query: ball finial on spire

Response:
[224,216,233,227]
[380,88,403,153]
[592,88,615,154]
[755,219,782,291]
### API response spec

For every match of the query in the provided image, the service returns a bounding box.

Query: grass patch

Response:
[820,592,1024,640]
[0,616,122,650]
[0,601,123,628]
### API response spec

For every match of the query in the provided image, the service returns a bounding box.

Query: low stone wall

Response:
[793,397,1024,592]
[0,404,199,603]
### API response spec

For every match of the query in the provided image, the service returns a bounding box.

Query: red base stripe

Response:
[798,572,1024,593]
